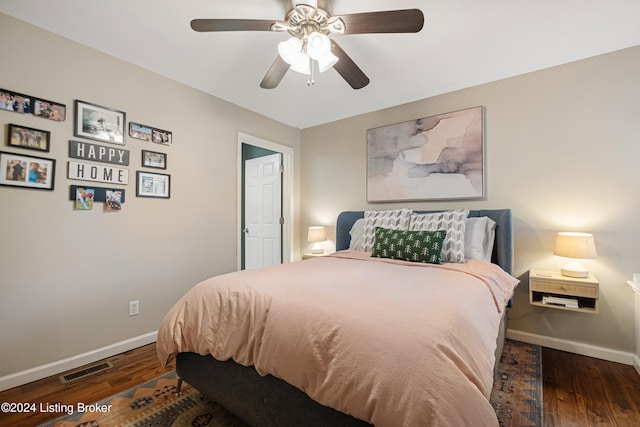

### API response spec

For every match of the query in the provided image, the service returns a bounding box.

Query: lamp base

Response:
[560,261,589,278]
[310,243,324,254]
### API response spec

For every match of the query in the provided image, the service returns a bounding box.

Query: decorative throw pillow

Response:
[362,208,412,252]
[371,227,447,264]
[409,209,469,263]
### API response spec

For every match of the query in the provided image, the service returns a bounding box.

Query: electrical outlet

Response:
[129,300,139,316]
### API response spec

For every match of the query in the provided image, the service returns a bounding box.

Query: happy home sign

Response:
[69,140,130,166]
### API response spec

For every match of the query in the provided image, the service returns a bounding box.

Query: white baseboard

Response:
[0,331,158,393]
[507,329,635,366]
[634,354,640,377]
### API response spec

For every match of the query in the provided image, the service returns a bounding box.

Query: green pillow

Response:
[371,227,447,264]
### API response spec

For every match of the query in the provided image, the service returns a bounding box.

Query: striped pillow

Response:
[409,209,469,263]
[361,209,412,252]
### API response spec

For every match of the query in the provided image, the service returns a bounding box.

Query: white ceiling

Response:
[1,0,639,129]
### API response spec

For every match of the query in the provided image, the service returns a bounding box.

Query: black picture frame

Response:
[33,98,66,121]
[0,150,56,190]
[141,149,167,169]
[0,88,31,114]
[7,123,51,152]
[136,171,170,198]
[74,100,126,145]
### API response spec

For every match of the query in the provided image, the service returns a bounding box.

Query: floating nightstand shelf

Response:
[529,269,599,314]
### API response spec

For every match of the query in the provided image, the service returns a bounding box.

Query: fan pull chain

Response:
[307,57,315,86]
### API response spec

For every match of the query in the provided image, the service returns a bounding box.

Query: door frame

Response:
[237,132,293,270]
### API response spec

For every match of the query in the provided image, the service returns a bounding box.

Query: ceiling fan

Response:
[190,0,424,90]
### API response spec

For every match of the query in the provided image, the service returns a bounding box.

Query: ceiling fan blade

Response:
[260,56,290,89]
[331,41,369,89]
[335,9,424,34]
[190,19,275,32]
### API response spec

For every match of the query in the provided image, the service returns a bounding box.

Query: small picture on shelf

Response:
[105,190,122,211]
[75,187,95,210]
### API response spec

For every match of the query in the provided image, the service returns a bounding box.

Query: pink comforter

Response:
[157,251,518,426]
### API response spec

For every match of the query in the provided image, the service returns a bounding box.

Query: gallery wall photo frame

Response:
[129,121,172,146]
[141,149,167,169]
[136,171,170,198]
[33,98,66,121]
[366,106,485,202]
[129,122,152,142]
[74,100,126,145]
[0,88,31,114]
[0,150,56,190]
[7,123,51,152]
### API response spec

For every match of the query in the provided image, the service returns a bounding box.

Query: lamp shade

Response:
[553,232,597,259]
[307,226,327,242]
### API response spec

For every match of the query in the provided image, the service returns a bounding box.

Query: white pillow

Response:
[362,209,412,252]
[348,218,365,251]
[464,217,496,262]
[409,209,469,263]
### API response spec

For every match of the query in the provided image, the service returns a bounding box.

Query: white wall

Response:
[0,13,300,383]
[300,45,640,359]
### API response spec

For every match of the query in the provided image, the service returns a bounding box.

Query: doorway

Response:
[238,133,293,270]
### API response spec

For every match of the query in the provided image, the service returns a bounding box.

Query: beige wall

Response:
[0,13,300,378]
[300,45,640,356]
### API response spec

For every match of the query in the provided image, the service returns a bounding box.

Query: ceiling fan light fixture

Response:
[292,0,318,9]
[278,37,311,74]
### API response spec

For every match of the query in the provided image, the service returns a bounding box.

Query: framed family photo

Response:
[141,150,167,169]
[136,171,170,198]
[0,151,56,190]
[7,123,50,152]
[33,98,66,121]
[74,100,126,145]
[0,89,31,114]
[129,122,152,142]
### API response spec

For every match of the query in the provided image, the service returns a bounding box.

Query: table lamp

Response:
[553,232,597,278]
[308,226,327,254]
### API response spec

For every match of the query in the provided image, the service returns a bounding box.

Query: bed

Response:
[157,209,518,427]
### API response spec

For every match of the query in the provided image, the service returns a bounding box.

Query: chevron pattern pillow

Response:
[409,209,469,263]
[371,227,447,264]
[361,208,412,252]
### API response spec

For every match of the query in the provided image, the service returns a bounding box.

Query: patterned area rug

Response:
[39,372,248,427]
[42,339,542,427]
[491,339,543,427]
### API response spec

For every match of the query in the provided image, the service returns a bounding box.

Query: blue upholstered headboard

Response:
[335,209,514,275]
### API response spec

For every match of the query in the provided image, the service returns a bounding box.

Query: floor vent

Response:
[59,361,114,384]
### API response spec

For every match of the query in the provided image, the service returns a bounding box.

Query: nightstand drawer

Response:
[530,279,598,298]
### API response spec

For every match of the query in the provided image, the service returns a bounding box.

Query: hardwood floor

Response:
[1,344,639,426]
[0,344,174,426]
[543,348,640,427]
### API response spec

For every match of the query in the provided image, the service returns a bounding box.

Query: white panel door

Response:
[244,153,282,269]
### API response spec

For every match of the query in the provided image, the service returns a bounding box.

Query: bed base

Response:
[174,209,514,426]
[175,311,507,426]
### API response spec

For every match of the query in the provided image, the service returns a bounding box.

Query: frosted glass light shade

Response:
[317,51,338,72]
[307,32,331,60]
[278,37,311,74]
